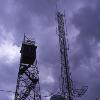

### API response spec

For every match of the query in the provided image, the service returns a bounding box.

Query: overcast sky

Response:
[0,0,100,100]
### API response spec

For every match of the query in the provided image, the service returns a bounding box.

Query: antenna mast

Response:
[56,11,73,100]
[56,4,88,100]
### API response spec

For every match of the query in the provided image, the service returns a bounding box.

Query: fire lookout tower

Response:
[14,35,41,100]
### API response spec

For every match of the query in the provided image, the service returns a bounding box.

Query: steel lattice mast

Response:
[56,11,73,100]
[14,35,41,100]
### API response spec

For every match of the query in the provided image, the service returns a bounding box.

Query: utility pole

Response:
[14,35,41,100]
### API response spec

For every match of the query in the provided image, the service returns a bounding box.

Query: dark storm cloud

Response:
[0,61,19,99]
[0,0,60,99]
[71,0,100,99]
[0,0,100,100]
[71,0,100,67]
[17,0,57,15]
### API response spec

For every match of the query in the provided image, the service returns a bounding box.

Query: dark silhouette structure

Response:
[52,10,88,100]
[50,95,65,100]
[56,11,73,100]
[14,35,41,100]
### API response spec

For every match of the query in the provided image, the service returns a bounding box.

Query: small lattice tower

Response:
[14,35,41,100]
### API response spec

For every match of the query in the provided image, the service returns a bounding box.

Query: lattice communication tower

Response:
[55,10,88,100]
[56,11,73,100]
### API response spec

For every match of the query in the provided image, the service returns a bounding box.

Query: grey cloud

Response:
[71,0,100,68]
[0,62,18,99]
[0,0,100,100]
[71,0,100,100]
